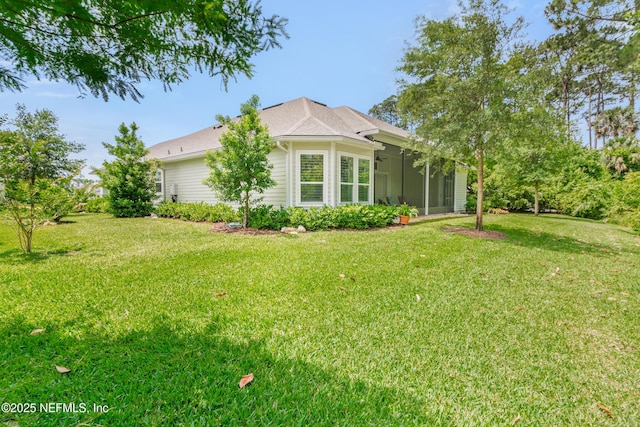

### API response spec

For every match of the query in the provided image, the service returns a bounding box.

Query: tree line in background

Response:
[369,0,640,232]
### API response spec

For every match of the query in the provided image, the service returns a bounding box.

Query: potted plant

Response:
[397,204,418,225]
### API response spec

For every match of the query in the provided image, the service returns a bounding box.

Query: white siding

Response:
[262,151,287,207]
[162,151,288,207]
[163,157,217,203]
[454,166,468,213]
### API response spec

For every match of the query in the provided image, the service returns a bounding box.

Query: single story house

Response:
[147,97,467,215]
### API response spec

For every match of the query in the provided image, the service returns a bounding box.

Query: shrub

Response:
[555,178,611,220]
[155,201,239,223]
[288,205,403,231]
[155,202,406,231]
[85,197,110,213]
[247,205,290,230]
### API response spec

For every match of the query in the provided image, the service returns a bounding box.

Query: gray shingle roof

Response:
[147,97,409,161]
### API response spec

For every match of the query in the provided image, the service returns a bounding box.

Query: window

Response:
[358,158,370,203]
[340,156,354,203]
[299,152,326,204]
[340,154,371,204]
[155,169,164,195]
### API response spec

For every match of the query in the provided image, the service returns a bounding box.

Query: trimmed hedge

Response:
[155,201,240,223]
[154,202,413,231]
[249,204,407,231]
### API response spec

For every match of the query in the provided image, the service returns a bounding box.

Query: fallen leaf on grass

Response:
[239,373,254,389]
[416,294,421,302]
[596,402,614,418]
[350,277,356,282]
[339,273,345,279]
[214,292,227,297]
[516,307,525,311]
[511,414,521,425]
[56,365,71,374]
[338,286,347,291]
[30,329,45,335]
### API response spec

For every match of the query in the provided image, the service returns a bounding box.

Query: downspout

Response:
[276,140,288,153]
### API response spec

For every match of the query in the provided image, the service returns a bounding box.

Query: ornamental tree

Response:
[204,95,275,228]
[0,105,84,253]
[98,123,158,217]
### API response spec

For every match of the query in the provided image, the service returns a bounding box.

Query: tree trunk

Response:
[476,150,484,232]
[243,192,249,229]
[534,181,539,216]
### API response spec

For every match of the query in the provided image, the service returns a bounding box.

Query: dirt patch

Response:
[442,226,507,240]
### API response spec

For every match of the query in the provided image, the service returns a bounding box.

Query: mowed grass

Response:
[0,213,638,426]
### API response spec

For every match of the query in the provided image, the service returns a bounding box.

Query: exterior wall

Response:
[263,151,287,207]
[155,140,460,212]
[454,166,468,213]
[161,151,287,207]
[289,141,375,207]
[163,156,215,203]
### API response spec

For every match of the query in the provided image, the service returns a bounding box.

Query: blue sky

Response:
[0,0,552,173]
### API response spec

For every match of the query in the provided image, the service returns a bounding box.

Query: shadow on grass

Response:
[486,224,633,256]
[0,247,83,266]
[0,315,444,426]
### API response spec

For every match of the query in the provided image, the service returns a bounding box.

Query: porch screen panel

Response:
[300,154,324,203]
[340,156,354,203]
[358,159,370,202]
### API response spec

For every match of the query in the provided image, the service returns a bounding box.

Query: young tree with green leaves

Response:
[204,95,275,228]
[398,0,523,231]
[97,123,158,217]
[0,105,84,253]
[0,0,288,101]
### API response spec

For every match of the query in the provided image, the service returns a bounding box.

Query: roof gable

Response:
[147,97,409,160]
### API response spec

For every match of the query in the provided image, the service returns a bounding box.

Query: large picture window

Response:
[340,154,371,204]
[299,152,326,204]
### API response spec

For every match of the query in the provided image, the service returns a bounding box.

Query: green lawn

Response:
[0,213,638,426]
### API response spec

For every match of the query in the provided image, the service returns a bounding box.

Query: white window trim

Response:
[155,169,164,199]
[338,152,373,205]
[297,150,328,206]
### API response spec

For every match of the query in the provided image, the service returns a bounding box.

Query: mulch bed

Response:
[442,226,507,240]
[207,223,281,235]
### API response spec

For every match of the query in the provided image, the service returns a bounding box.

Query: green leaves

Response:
[0,105,84,252]
[398,0,524,230]
[0,0,288,100]
[204,95,275,228]
[98,123,157,218]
